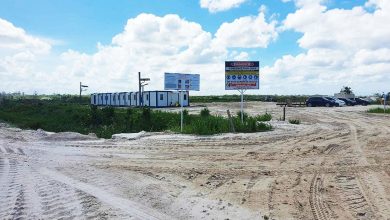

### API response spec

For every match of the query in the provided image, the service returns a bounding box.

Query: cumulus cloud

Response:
[215,10,278,48]
[0,18,54,93]
[261,0,390,95]
[0,18,51,56]
[2,9,279,94]
[200,0,247,13]
[63,14,227,92]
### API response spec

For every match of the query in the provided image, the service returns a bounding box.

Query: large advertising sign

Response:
[225,61,259,90]
[164,73,200,91]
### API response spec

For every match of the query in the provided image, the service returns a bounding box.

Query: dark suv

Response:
[354,97,370,106]
[306,96,337,107]
[338,98,356,106]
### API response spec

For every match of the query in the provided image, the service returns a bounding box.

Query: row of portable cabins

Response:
[90,91,189,108]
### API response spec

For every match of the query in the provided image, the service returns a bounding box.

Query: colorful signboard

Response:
[225,61,259,90]
[164,73,200,91]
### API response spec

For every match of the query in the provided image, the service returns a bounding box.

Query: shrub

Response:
[367,107,390,114]
[0,101,273,138]
[289,119,300,124]
[183,109,189,116]
[200,108,210,117]
[255,113,272,121]
[236,111,249,121]
[101,107,115,124]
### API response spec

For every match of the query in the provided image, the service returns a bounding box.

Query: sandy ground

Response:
[1,102,390,219]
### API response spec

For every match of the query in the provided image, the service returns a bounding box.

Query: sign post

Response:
[225,61,259,123]
[164,73,200,132]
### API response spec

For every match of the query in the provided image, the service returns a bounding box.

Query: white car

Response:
[333,98,346,107]
[325,97,346,107]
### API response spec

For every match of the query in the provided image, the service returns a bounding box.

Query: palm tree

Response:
[341,86,353,94]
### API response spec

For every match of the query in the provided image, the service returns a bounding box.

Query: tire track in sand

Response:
[40,168,173,220]
[309,173,331,220]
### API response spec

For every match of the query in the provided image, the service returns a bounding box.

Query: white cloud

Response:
[215,11,278,48]
[45,14,228,94]
[261,1,390,95]
[0,18,51,56]
[0,18,55,93]
[200,0,246,13]
[1,11,279,94]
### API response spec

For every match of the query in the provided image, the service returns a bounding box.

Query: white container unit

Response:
[97,94,102,105]
[110,93,118,106]
[90,94,96,105]
[118,92,126,106]
[131,92,139,107]
[125,92,132,107]
[91,90,189,107]
[141,91,172,108]
[102,93,110,105]
[157,91,170,107]
[168,91,189,107]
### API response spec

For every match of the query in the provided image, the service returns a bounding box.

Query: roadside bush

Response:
[200,108,210,117]
[255,113,272,121]
[0,101,273,138]
[180,116,229,135]
[367,107,390,114]
[289,119,301,124]
[236,111,249,121]
[183,109,189,116]
[101,107,115,124]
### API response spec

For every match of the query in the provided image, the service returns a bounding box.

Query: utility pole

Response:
[138,72,150,107]
[79,82,88,103]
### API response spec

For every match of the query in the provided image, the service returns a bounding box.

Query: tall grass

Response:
[367,107,390,114]
[0,100,272,138]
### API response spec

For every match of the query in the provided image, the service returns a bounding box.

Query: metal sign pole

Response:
[181,89,184,132]
[239,89,245,123]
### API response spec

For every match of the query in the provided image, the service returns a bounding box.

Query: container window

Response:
[160,94,163,100]
[184,94,187,100]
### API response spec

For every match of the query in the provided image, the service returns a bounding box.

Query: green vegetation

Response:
[0,99,272,138]
[367,107,390,114]
[289,119,301,124]
[191,95,308,103]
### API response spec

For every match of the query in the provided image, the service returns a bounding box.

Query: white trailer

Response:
[102,93,111,106]
[91,90,189,108]
[90,94,97,105]
[125,92,132,107]
[110,93,119,106]
[131,92,139,107]
[97,93,102,105]
[169,91,189,107]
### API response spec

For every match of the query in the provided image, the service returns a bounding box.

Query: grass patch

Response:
[289,119,301,124]
[0,100,272,138]
[367,107,390,114]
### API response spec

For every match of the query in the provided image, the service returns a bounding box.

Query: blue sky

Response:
[1,0,389,95]
[0,0,300,59]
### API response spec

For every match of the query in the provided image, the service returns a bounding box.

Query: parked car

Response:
[324,97,346,107]
[338,98,357,106]
[306,96,337,107]
[354,97,370,106]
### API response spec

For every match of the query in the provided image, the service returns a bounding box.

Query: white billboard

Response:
[164,73,200,91]
[225,61,259,90]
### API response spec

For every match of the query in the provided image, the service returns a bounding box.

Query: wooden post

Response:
[227,109,235,133]
[283,106,286,121]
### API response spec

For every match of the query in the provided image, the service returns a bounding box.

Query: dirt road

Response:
[1,102,390,219]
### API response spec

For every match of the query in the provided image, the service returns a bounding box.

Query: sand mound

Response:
[41,132,98,141]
